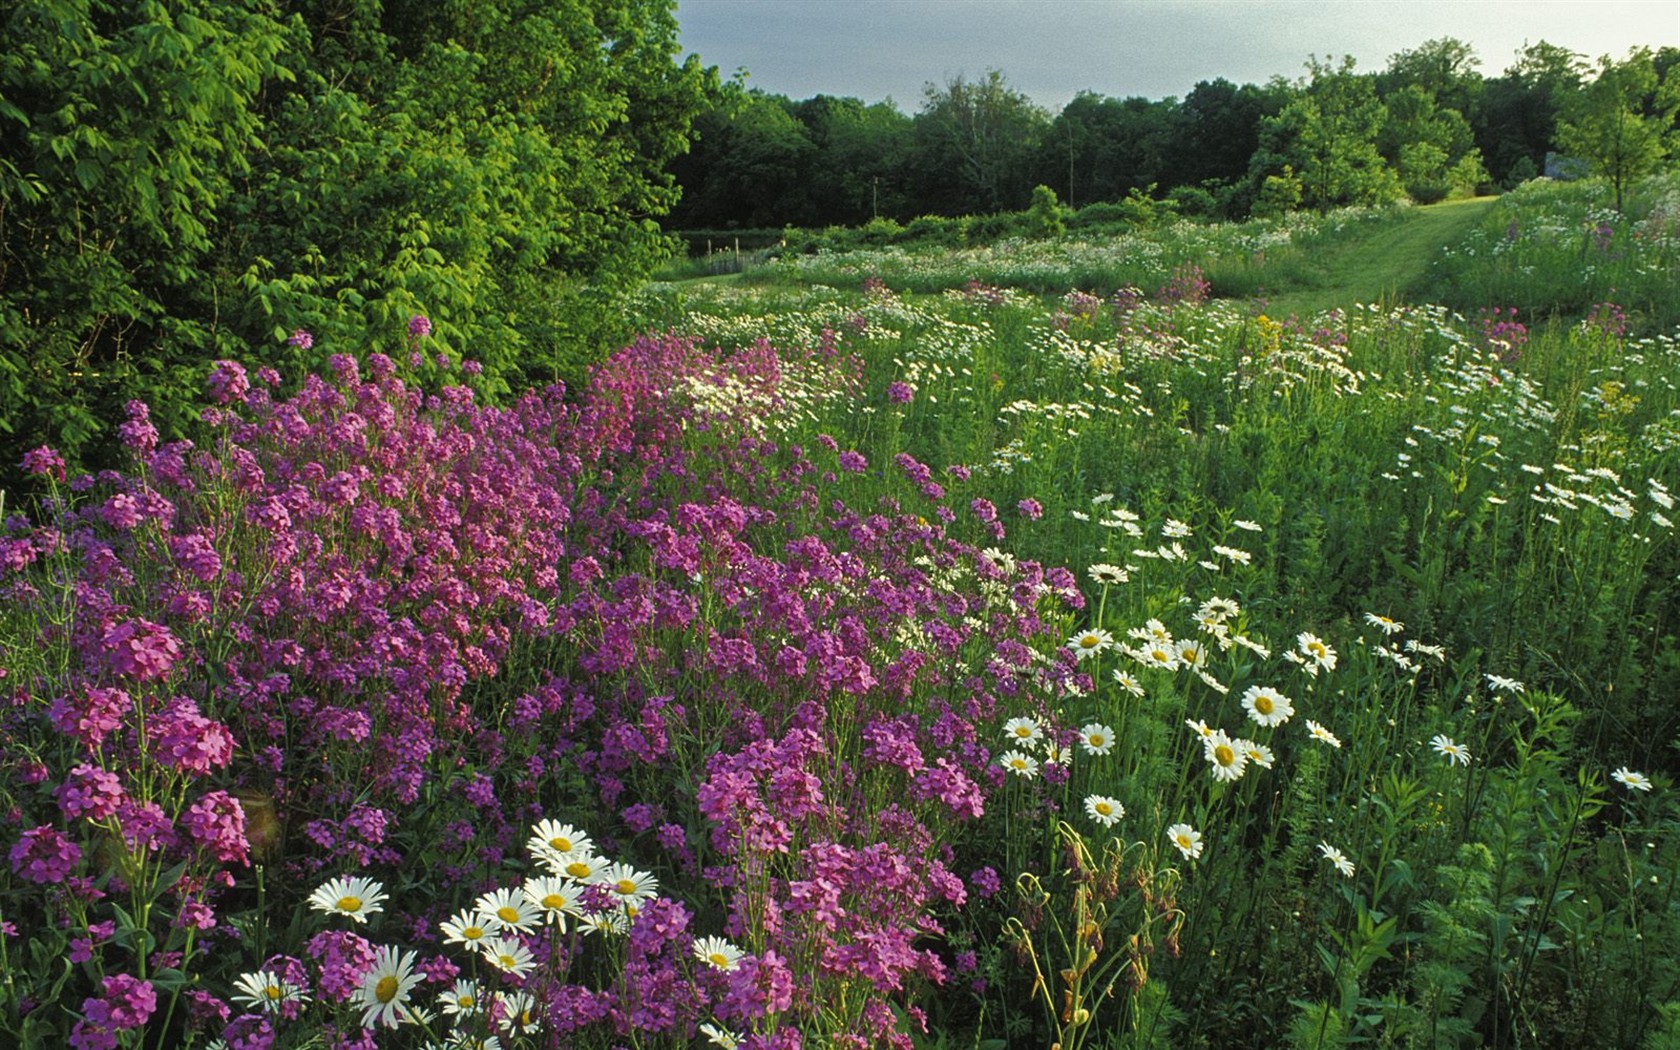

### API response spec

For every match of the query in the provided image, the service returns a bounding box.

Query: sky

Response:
[675,0,1680,112]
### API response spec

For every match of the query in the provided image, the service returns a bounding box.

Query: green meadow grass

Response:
[631,174,1680,1048]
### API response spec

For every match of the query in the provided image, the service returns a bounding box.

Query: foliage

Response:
[0,0,709,485]
[1556,47,1680,212]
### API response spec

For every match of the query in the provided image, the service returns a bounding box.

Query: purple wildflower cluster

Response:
[2,327,1084,1045]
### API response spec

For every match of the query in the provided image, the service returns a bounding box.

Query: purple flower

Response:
[57,764,126,821]
[182,791,248,864]
[102,619,182,681]
[886,381,913,404]
[969,866,1001,898]
[1016,498,1043,520]
[287,328,314,351]
[20,445,66,481]
[837,450,867,473]
[207,360,251,405]
[9,825,82,883]
[407,314,432,339]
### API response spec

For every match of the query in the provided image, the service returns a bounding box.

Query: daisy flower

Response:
[1142,619,1173,643]
[439,908,493,948]
[475,888,541,934]
[438,979,485,1017]
[1176,639,1210,671]
[355,945,422,1030]
[1296,632,1337,672]
[1364,612,1404,636]
[553,850,608,882]
[1238,739,1274,769]
[1166,823,1203,860]
[522,876,584,928]
[1318,842,1356,878]
[308,875,387,925]
[1088,563,1129,586]
[1002,716,1045,746]
[527,820,593,865]
[701,1023,744,1049]
[1185,718,1215,739]
[1067,628,1115,661]
[1240,685,1294,728]
[1203,730,1247,782]
[1305,720,1342,749]
[496,991,540,1034]
[999,750,1040,778]
[1612,767,1654,792]
[692,935,745,970]
[1430,735,1471,766]
[596,862,660,907]
[1084,795,1124,826]
[480,935,536,978]
[581,910,630,936]
[1234,519,1263,532]
[1485,673,1525,694]
[1198,597,1240,621]
[1112,669,1145,696]
[1137,641,1179,670]
[231,971,309,1014]
[1078,722,1116,755]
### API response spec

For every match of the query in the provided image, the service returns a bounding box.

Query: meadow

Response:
[2,174,1678,1050]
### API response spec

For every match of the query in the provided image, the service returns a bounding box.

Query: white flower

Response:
[1364,612,1404,636]
[355,945,423,1029]
[1002,716,1045,746]
[1067,628,1115,661]
[1306,720,1342,749]
[231,971,309,1014]
[439,908,493,948]
[701,1022,744,1049]
[437,978,485,1017]
[496,991,541,1034]
[1084,794,1124,826]
[1613,766,1654,792]
[1088,563,1129,586]
[1234,519,1263,532]
[1296,632,1337,672]
[596,862,660,907]
[528,820,594,867]
[1112,669,1146,696]
[475,887,541,934]
[480,935,536,977]
[1485,673,1525,694]
[522,876,584,928]
[693,935,745,970]
[1166,823,1203,860]
[1238,739,1274,769]
[1318,842,1356,878]
[308,875,387,925]
[1240,685,1294,728]
[1078,722,1116,755]
[999,750,1040,778]
[1203,730,1247,782]
[1430,734,1471,766]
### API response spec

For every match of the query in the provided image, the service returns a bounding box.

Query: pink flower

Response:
[20,445,66,481]
[9,825,82,883]
[102,619,182,681]
[182,791,248,865]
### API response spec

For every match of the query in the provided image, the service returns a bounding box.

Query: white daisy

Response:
[1067,628,1115,661]
[1088,563,1129,586]
[1240,685,1294,728]
[701,1022,744,1049]
[475,887,541,934]
[355,945,422,1029]
[551,850,608,882]
[1485,673,1525,694]
[437,978,485,1017]
[1176,639,1210,671]
[527,820,594,866]
[595,862,660,907]
[999,750,1040,778]
[1002,716,1045,746]
[1364,612,1404,636]
[1203,730,1248,782]
[1078,722,1116,755]
[1237,739,1274,769]
[308,875,387,925]
[230,971,309,1014]
[1430,734,1471,766]
[1318,842,1356,878]
[522,875,584,928]
[1166,823,1203,860]
[1112,669,1146,696]
[1084,795,1124,826]
[495,991,541,1035]
[692,935,745,970]
[1296,632,1337,672]
[480,935,536,977]
[1306,720,1342,749]
[1612,766,1654,792]
[439,908,493,948]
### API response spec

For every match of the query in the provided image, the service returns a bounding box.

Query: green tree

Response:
[0,0,707,478]
[1556,47,1679,211]
[911,70,1049,213]
[1254,56,1397,211]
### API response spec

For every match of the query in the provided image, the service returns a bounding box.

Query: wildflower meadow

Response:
[3,174,1679,1050]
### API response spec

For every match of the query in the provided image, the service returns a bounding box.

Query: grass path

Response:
[1262,196,1496,318]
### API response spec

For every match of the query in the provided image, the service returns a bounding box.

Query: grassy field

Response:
[2,174,1676,1050]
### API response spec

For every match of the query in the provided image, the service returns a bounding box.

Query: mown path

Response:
[1264,196,1497,317]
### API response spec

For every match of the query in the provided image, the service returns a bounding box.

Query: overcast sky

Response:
[675,0,1680,112]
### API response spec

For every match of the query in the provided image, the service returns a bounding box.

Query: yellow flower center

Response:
[1094,802,1112,816]
[542,893,567,910]
[1088,734,1104,747]
[498,954,517,970]
[1253,695,1274,715]
[264,985,282,1001]
[1176,834,1192,847]
[1182,647,1199,665]
[497,905,521,923]
[708,952,730,967]
[549,836,573,852]
[1079,635,1099,649]
[463,925,484,940]
[337,895,362,912]
[457,994,475,1008]
[614,878,637,896]
[1214,745,1236,767]
[1308,642,1326,657]
[566,861,591,878]
[375,975,399,1004]
[1014,726,1032,737]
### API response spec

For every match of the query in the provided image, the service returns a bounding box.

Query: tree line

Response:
[666,38,1680,230]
